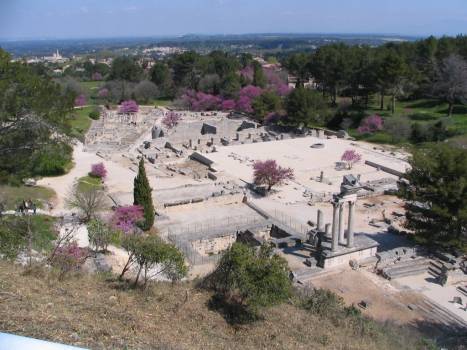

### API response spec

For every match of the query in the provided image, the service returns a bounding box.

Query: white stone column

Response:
[325,224,331,238]
[347,201,355,248]
[338,203,345,245]
[317,209,323,232]
[331,202,339,252]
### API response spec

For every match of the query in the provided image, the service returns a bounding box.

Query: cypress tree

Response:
[252,61,267,88]
[133,158,155,231]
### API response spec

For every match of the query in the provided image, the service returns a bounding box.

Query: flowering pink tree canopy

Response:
[253,159,294,191]
[182,90,222,111]
[74,94,86,108]
[51,241,88,277]
[358,115,383,134]
[92,72,103,81]
[264,112,284,125]
[162,112,181,129]
[341,150,362,169]
[236,85,263,113]
[98,88,109,98]
[239,65,254,81]
[119,100,139,114]
[275,83,292,96]
[111,205,144,233]
[221,99,236,111]
[90,162,107,179]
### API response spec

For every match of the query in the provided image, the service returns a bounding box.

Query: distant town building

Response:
[43,50,67,63]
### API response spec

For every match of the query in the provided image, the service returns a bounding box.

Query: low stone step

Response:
[383,263,429,280]
[456,285,467,297]
[415,303,451,327]
[421,299,467,329]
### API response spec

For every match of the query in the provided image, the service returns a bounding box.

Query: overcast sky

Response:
[1,0,467,39]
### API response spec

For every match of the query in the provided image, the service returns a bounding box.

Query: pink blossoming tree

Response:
[50,241,88,279]
[111,205,144,233]
[119,100,139,114]
[253,159,294,192]
[162,112,181,129]
[98,88,109,98]
[90,162,107,179]
[239,65,254,81]
[341,150,362,169]
[358,115,383,134]
[74,94,86,108]
[221,99,236,111]
[92,72,103,81]
[236,85,263,113]
[182,90,222,111]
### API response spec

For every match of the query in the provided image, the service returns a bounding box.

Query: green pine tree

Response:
[133,158,155,231]
[252,61,267,88]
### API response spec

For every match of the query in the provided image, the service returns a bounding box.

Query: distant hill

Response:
[0,33,418,57]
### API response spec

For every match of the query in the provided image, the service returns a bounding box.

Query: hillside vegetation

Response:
[0,261,430,350]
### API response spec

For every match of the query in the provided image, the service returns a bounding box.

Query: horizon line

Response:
[0,31,447,43]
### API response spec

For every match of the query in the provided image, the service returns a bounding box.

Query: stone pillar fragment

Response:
[338,204,345,245]
[331,202,339,252]
[347,201,355,248]
[325,224,331,238]
[317,209,323,232]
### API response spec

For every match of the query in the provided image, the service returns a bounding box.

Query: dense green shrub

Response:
[88,109,100,120]
[87,219,117,252]
[0,215,57,259]
[32,144,72,176]
[205,243,291,320]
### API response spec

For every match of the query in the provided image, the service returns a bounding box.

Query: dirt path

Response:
[37,142,135,215]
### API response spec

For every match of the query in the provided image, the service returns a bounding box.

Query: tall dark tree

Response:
[133,158,155,231]
[310,44,350,105]
[0,49,73,182]
[252,61,267,88]
[285,87,330,127]
[252,91,281,120]
[432,54,467,116]
[399,144,467,249]
[375,49,408,113]
[108,56,143,82]
[171,51,200,88]
[149,62,174,98]
[219,72,241,99]
[284,53,310,88]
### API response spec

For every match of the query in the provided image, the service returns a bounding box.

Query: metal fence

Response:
[165,215,268,266]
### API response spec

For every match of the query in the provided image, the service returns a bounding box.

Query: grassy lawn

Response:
[0,215,57,255]
[67,106,96,140]
[0,185,56,211]
[80,81,103,96]
[29,215,58,252]
[77,175,103,191]
[151,98,173,107]
[342,96,467,145]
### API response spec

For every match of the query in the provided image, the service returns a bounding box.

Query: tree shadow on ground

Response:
[411,319,467,350]
[407,100,443,109]
[408,113,439,121]
[440,105,467,115]
[207,294,261,326]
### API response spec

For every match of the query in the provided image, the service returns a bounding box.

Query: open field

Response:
[0,185,56,210]
[0,261,429,350]
[0,215,57,253]
[68,106,96,140]
[77,175,103,191]
[79,81,103,102]
[345,97,467,144]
